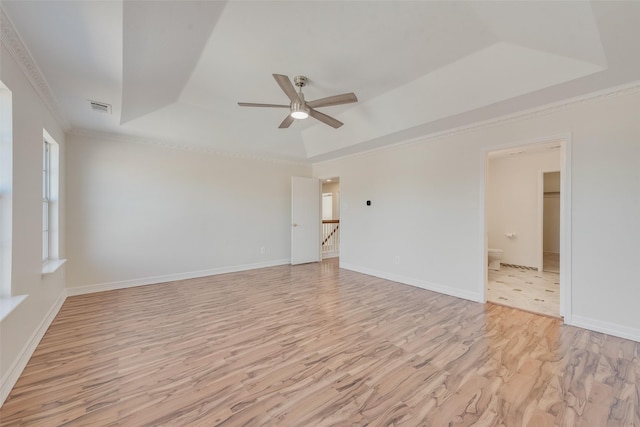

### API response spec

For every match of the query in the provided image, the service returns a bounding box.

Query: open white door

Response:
[291,176,321,265]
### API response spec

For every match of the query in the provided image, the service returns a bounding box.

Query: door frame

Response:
[481,133,572,321]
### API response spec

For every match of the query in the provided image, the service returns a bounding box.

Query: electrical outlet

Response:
[260,246,266,254]
[394,256,400,265]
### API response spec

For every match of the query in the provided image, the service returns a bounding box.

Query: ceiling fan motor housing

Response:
[293,75,308,88]
[291,94,309,119]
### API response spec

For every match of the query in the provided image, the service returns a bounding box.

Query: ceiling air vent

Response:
[89,100,112,114]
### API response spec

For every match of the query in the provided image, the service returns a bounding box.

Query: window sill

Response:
[0,294,28,322]
[42,259,67,275]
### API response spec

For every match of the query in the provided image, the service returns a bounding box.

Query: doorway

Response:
[484,138,570,319]
[321,177,340,259]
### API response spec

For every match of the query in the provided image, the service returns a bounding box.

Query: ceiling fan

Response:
[238,74,358,129]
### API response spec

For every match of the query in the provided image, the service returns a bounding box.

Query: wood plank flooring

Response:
[1,259,638,426]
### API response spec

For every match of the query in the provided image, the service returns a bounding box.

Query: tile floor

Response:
[487,264,560,318]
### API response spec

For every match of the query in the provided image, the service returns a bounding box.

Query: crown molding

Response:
[311,80,640,164]
[67,127,311,167]
[0,7,70,130]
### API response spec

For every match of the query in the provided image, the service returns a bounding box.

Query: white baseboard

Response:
[340,263,482,303]
[0,289,66,407]
[66,259,291,296]
[568,315,640,343]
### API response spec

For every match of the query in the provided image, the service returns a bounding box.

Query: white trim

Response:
[340,262,482,303]
[559,138,572,320]
[66,259,290,296]
[0,289,66,406]
[479,155,489,303]
[0,294,27,322]
[569,315,640,344]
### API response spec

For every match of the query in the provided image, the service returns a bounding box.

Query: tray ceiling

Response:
[2,1,639,162]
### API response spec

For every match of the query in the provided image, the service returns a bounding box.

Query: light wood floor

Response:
[1,259,638,426]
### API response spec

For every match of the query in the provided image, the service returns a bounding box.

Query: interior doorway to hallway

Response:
[321,177,340,259]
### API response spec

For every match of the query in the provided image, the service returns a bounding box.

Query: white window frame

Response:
[42,139,51,262]
[1,80,28,322]
[1,82,13,298]
[41,130,65,275]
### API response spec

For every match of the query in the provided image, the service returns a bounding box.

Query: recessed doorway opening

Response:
[321,177,340,259]
[484,137,571,319]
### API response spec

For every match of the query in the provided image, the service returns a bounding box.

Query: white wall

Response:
[314,87,640,342]
[0,42,67,401]
[487,151,560,267]
[65,134,311,291]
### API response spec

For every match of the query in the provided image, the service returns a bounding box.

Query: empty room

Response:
[1,1,639,426]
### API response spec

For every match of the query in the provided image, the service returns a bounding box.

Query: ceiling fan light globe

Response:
[291,110,309,119]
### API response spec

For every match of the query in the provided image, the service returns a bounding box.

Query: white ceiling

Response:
[3,1,640,162]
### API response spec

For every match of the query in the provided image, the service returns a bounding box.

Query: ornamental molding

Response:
[1,7,70,130]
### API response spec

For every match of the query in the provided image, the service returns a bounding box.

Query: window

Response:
[1,81,12,297]
[42,139,51,261]
[41,130,64,274]
[0,80,26,321]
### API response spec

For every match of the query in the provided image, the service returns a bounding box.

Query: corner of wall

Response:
[0,289,66,407]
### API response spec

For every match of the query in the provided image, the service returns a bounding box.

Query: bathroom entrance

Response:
[485,139,568,318]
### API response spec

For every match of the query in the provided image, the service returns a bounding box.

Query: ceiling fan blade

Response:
[306,92,358,109]
[279,114,295,129]
[309,108,343,129]
[238,102,289,108]
[273,74,301,104]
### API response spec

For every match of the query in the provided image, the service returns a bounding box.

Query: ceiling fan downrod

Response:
[291,75,309,119]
